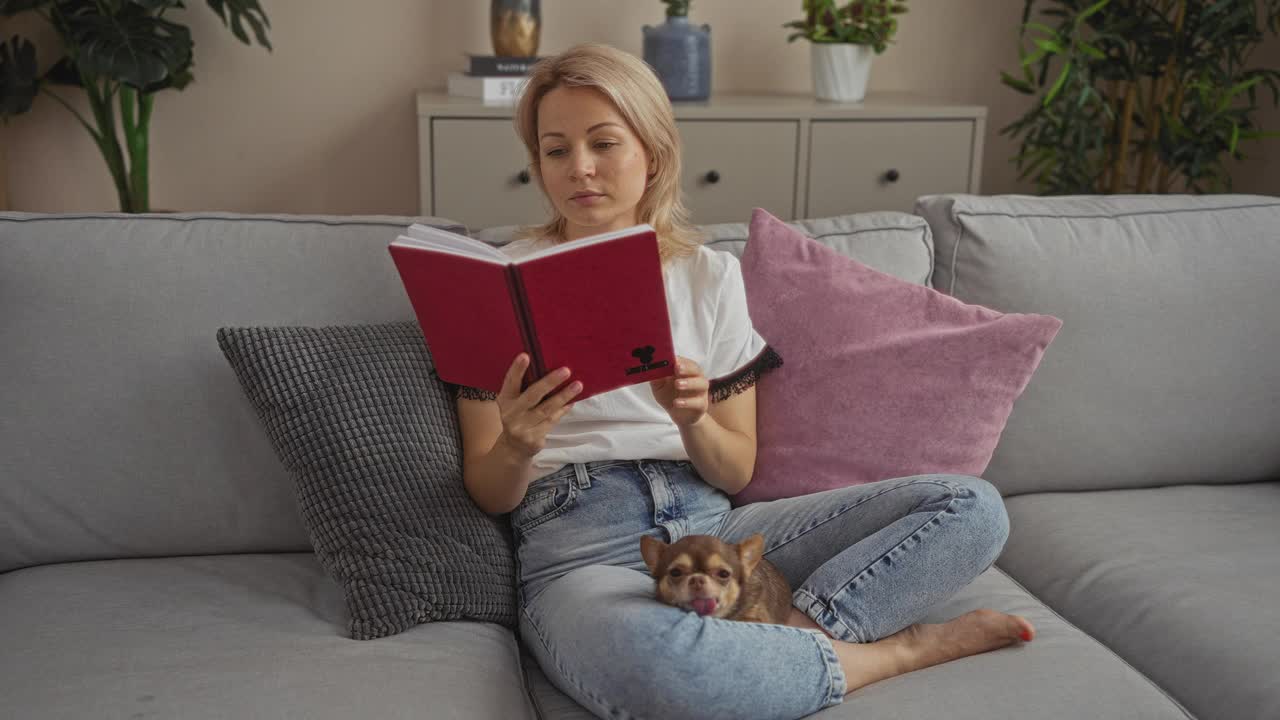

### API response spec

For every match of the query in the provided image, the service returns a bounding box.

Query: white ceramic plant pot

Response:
[811,42,874,102]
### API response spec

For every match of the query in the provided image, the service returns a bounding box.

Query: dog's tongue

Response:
[691,598,717,616]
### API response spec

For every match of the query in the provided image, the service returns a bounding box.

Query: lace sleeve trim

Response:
[708,345,783,403]
[427,365,498,400]
[442,346,783,404]
[451,383,498,401]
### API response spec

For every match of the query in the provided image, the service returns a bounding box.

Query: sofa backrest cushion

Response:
[916,194,1280,496]
[476,210,935,285]
[0,212,464,572]
[1,209,930,572]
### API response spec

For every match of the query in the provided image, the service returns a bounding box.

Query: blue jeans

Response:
[513,459,1010,720]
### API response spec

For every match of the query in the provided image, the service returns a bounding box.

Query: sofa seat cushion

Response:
[517,567,1192,719]
[0,553,534,720]
[997,481,1280,720]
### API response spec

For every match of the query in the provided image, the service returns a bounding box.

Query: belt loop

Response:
[572,462,591,489]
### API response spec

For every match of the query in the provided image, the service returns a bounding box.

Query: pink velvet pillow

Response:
[732,208,1063,506]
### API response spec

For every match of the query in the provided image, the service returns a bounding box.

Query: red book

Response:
[388,223,676,402]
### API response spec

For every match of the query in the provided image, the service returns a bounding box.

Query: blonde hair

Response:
[512,42,704,265]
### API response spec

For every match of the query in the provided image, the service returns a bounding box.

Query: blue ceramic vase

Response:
[642,15,711,102]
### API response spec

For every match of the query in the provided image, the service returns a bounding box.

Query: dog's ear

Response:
[639,535,666,574]
[737,534,765,577]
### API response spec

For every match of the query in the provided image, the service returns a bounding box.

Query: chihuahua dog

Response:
[640,533,792,624]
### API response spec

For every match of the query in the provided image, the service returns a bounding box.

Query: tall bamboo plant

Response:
[0,0,271,212]
[1001,0,1280,194]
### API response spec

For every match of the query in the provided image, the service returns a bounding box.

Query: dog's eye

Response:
[717,570,731,580]
[669,568,683,578]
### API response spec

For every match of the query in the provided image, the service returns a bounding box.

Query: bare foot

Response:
[830,609,1034,694]
[883,609,1035,673]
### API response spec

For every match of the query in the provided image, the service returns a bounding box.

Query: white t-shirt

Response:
[461,235,781,482]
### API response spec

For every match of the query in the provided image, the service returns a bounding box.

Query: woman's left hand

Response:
[649,356,710,427]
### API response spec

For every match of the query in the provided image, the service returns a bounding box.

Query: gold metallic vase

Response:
[491,0,541,57]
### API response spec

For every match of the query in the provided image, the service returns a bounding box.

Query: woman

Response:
[455,42,1036,720]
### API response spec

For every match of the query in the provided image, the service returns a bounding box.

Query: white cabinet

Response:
[676,120,799,223]
[807,119,977,217]
[418,92,985,230]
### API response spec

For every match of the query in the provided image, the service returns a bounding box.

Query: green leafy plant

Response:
[0,0,272,212]
[783,0,908,53]
[661,0,691,17]
[1001,0,1280,194]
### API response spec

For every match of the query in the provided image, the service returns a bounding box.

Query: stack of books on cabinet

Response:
[447,54,542,102]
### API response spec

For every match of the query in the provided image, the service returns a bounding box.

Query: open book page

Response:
[515,223,655,264]
[391,223,508,263]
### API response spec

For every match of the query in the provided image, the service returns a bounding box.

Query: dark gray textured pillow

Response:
[216,321,515,640]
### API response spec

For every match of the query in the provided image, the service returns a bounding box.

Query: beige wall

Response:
[4,0,1276,214]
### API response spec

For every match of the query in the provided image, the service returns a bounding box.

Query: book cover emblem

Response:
[627,345,670,376]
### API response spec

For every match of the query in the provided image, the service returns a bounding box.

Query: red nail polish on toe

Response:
[1020,630,1033,642]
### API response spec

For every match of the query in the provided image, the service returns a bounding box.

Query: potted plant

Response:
[1001,0,1280,194]
[784,0,908,103]
[0,0,272,213]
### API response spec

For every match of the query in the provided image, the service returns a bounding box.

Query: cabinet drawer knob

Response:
[704,170,721,184]
[517,169,531,184]
[884,169,900,183]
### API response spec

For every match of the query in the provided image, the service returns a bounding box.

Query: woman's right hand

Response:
[496,353,582,458]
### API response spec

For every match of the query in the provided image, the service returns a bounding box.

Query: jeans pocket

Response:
[512,473,578,535]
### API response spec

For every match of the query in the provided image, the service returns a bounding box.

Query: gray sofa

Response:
[2,193,1277,720]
